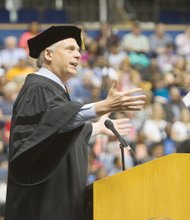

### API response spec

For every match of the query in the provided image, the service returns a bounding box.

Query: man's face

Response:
[48,38,81,81]
[132,26,141,36]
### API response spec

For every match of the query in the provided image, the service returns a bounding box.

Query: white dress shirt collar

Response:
[36,67,66,89]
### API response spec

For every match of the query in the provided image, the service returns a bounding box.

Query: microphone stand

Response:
[104,119,139,171]
[120,143,126,171]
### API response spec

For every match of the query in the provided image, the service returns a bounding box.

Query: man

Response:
[0,36,27,70]
[175,25,190,57]
[121,21,150,54]
[149,23,173,57]
[5,25,146,220]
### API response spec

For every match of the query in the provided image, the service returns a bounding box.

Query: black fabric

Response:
[28,25,82,58]
[5,74,92,220]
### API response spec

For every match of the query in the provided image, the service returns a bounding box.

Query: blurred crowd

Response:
[0,20,190,217]
[72,21,190,184]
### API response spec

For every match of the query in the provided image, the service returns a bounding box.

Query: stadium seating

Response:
[159,10,184,24]
[0,8,10,23]
[42,9,70,23]
[17,8,40,23]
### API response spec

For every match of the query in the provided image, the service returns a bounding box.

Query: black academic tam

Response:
[5,74,92,220]
[28,25,82,58]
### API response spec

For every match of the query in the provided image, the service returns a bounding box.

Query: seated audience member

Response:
[108,156,122,175]
[152,74,169,104]
[156,42,177,73]
[175,25,190,57]
[170,107,190,146]
[164,86,185,122]
[82,40,101,65]
[121,21,150,72]
[0,36,27,71]
[172,55,187,77]
[18,21,41,54]
[142,102,167,146]
[135,132,150,163]
[149,23,173,57]
[176,138,190,153]
[134,90,153,131]
[0,82,19,122]
[5,58,35,82]
[121,21,150,54]
[96,22,120,55]
[106,42,127,70]
[148,141,165,159]
[163,123,176,155]
[118,57,142,90]
[67,71,99,104]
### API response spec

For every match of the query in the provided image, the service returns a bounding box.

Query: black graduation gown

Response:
[5,74,92,220]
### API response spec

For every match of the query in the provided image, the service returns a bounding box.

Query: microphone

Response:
[104,119,139,165]
[104,119,133,151]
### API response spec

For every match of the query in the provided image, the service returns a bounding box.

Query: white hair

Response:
[36,41,61,68]
[36,51,45,68]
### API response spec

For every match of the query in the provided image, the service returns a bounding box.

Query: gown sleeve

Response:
[9,84,89,185]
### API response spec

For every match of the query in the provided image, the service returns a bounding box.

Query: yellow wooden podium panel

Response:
[93,153,190,220]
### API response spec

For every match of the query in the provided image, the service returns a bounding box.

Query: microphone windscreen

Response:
[104,119,114,129]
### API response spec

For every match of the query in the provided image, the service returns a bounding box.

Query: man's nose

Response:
[75,50,81,58]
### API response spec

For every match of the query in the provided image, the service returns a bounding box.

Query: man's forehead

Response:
[59,38,80,48]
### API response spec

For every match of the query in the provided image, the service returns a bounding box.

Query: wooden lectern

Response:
[87,153,190,220]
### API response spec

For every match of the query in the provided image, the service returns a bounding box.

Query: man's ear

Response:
[44,48,53,62]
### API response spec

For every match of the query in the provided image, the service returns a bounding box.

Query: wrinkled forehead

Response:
[55,38,80,49]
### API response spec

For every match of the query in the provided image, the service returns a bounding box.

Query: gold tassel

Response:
[81,35,85,50]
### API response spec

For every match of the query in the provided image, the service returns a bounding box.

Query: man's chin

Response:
[66,70,77,79]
